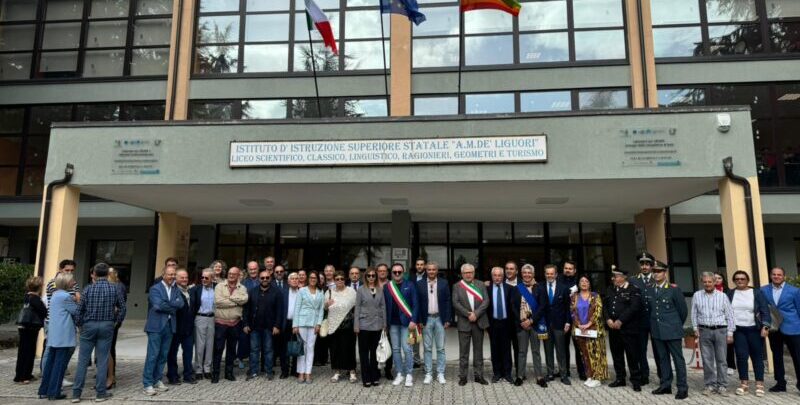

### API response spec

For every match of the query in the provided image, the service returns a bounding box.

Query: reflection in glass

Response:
[653,26,703,57]
[1,0,37,21]
[572,0,623,28]
[520,91,572,112]
[770,22,800,53]
[247,0,290,11]
[197,16,240,44]
[244,44,289,72]
[0,167,18,196]
[42,23,81,49]
[657,88,706,107]
[341,223,369,243]
[706,0,758,22]
[134,18,172,46]
[482,223,512,243]
[131,47,169,75]
[708,24,762,55]
[24,136,49,165]
[519,0,567,30]
[242,100,287,119]
[280,223,308,240]
[295,12,340,40]
[414,6,458,37]
[449,223,478,243]
[124,103,166,120]
[195,45,239,73]
[46,0,83,20]
[549,222,580,244]
[582,223,613,244]
[514,222,545,242]
[414,96,458,115]
[371,223,391,244]
[345,40,389,70]
[87,21,127,48]
[419,223,447,243]
[199,0,238,13]
[29,105,72,134]
[348,99,388,117]
[342,246,368,269]
[246,14,290,42]
[584,245,614,272]
[293,44,340,71]
[0,53,31,80]
[345,10,390,39]
[20,166,44,196]
[0,108,25,133]
[574,30,625,60]
[767,0,800,18]
[464,9,512,34]
[465,93,514,114]
[578,90,629,110]
[76,103,121,121]
[0,137,21,164]
[413,38,458,67]
[90,0,129,18]
[0,24,36,51]
[290,97,341,118]
[136,0,173,15]
[650,0,700,25]
[39,51,78,73]
[190,102,233,120]
[465,35,513,65]
[83,49,125,77]
[420,245,448,268]
[519,32,568,62]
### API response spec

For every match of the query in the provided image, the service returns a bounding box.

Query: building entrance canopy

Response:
[45,107,755,224]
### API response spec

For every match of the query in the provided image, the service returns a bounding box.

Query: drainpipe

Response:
[722,157,760,286]
[37,163,75,278]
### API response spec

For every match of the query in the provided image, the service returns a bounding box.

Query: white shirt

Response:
[506,278,518,287]
[732,289,756,327]
[162,280,172,300]
[427,279,439,315]
[467,290,475,311]
[287,288,298,320]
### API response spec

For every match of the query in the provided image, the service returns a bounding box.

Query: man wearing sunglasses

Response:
[385,263,419,387]
[242,271,284,381]
[415,261,451,385]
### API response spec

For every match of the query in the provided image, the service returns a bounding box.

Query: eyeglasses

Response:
[505,267,514,270]
[392,271,403,275]
[201,276,210,280]
[275,270,284,273]
[365,274,376,278]
[260,277,271,280]
[334,277,345,281]
[733,277,748,281]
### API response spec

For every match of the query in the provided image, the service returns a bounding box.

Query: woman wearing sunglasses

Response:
[292,271,325,383]
[354,267,386,387]
[326,271,358,383]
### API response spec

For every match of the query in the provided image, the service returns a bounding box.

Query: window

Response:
[190,97,387,119]
[671,238,697,294]
[90,239,135,290]
[412,88,627,115]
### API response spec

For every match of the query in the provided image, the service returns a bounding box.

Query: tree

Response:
[195,21,238,74]
[290,45,362,118]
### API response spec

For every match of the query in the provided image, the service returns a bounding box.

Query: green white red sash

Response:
[388,280,412,318]
[459,280,484,302]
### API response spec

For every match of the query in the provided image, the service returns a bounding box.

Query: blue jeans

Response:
[423,315,446,376]
[38,347,71,398]
[249,329,274,376]
[72,321,114,397]
[143,323,173,387]
[734,326,765,381]
[389,324,413,376]
[167,332,194,382]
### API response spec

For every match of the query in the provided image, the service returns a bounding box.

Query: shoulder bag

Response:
[16,297,43,328]
[286,333,305,357]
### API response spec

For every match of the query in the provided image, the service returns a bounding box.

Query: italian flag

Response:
[305,0,338,55]
[459,280,484,301]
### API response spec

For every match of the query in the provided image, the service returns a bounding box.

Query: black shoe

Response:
[458,377,468,386]
[48,394,67,400]
[195,373,203,380]
[266,374,274,381]
[675,390,688,400]
[504,376,514,384]
[279,373,289,379]
[545,374,555,382]
[185,378,197,385]
[561,377,571,385]
[633,384,642,392]
[246,374,257,381]
[475,376,489,385]
[224,372,236,381]
[652,387,671,395]
[211,374,219,383]
[491,376,501,383]
[536,378,548,388]
[514,378,523,386]
[362,382,371,388]
[371,380,380,387]
[167,379,181,385]
[579,375,587,381]
[384,371,394,381]
[769,383,786,392]
[641,378,650,386]
[204,372,212,380]
[413,363,421,369]
[609,380,626,388]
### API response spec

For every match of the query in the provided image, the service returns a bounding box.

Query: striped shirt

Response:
[691,289,735,336]
[45,277,80,321]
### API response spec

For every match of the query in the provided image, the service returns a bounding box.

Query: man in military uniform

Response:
[604,267,643,391]
[647,261,689,400]
[629,252,658,384]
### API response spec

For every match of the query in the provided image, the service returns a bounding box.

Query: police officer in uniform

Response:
[604,267,643,391]
[629,252,658,385]
[647,261,689,400]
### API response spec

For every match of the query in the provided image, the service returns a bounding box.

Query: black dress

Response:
[14,293,47,382]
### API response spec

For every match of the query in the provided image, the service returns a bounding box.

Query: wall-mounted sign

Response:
[391,248,409,262]
[230,135,547,167]
[621,127,680,167]
[112,138,162,175]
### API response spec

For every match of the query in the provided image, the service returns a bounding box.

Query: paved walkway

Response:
[0,323,797,404]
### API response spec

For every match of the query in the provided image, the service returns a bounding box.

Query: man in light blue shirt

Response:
[190,269,216,380]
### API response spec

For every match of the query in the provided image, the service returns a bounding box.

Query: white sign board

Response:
[230,135,547,167]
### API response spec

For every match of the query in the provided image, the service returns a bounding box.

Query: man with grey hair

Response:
[452,263,489,386]
[190,268,216,380]
[692,271,735,396]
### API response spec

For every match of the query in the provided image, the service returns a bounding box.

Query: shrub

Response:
[0,263,35,324]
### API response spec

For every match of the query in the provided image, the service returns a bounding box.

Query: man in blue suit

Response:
[416,261,451,385]
[384,263,419,387]
[762,266,800,393]
[142,267,184,396]
[488,266,514,383]
[540,264,572,385]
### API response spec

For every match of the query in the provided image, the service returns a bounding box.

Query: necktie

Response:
[548,283,554,304]
[496,285,505,320]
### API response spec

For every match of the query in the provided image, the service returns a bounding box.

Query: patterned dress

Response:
[571,292,609,381]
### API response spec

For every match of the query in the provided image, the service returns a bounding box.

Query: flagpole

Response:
[379,1,390,115]
[306,28,323,117]
[457,8,464,114]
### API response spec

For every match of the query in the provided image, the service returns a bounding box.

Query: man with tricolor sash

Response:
[452,263,490,386]
[383,263,420,387]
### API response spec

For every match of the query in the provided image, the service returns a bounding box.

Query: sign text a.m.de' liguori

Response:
[229,135,547,167]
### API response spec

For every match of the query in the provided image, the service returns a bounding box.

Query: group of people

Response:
[14,253,800,402]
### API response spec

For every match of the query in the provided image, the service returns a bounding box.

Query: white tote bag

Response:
[376,329,392,365]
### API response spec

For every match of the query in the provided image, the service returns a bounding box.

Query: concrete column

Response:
[154,212,191,278]
[633,208,668,263]
[390,15,411,116]
[391,210,412,270]
[624,0,658,108]
[164,0,196,120]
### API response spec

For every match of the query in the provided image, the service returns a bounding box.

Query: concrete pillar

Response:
[154,212,191,278]
[391,210,412,271]
[633,208,668,263]
[624,0,658,108]
[164,0,196,120]
[390,15,411,117]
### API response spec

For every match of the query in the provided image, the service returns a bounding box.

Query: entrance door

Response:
[482,246,546,281]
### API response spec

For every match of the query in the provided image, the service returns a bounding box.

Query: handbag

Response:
[16,300,43,328]
[376,329,392,365]
[287,333,305,357]
[340,308,355,331]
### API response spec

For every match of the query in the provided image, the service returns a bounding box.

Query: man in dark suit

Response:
[541,264,572,385]
[416,261,451,384]
[558,260,585,380]
[630,252,658,385]
[452,263,490,386]
[142,267,184,396]
[648,261,689,400]
[347,266,362,291]
[488,266,514,383]
[167,269,196,385]
[605,267,643,392]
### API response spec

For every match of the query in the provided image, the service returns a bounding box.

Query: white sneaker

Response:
[583,378,593,386]
[727,368,734,376]
[62,378,73,388]
[142,386,157,396]
[392,374,405,386]
[153,381,169,392]
[437,374,446,384]
[404,374,413,387]
[423,374,433,384]
[589,379,602,388]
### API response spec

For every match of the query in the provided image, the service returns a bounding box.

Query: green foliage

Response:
[0,263,35,324]
[787,274,800,288]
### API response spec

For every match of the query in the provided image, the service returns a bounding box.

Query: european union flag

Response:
[381,0,426,26]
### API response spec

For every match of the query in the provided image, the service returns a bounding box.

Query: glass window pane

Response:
[293,44,339,72]
[708,24,763,55]
[0,53,31,80]
[482,223,512,243]
[343,245,368,269]
[190,102,233,120]
[83,49,125,77]
[76,103,121,121]
[419,245,448,269]
[657,88,706,107]
[465,34,513,65]
[42,22,81,49]
[767,0,800,18]
[520,91,572,112]
[775,83,800,118]
[584,245,614,271]
[345,40,389,70]
[413,37,458,67]
[247,0,290,11]
[30,105,72,134]
[341,223,369,243]
[299,0,339,9]
[46,0,83,20]
[309,223,336,244]
[0,167,18,196]
[136,0,172,15]
[90,0,129,18]
[198,15,240,44]
[218,246,245,268]
[0,108,24,133]
[370,245,390,266]
[549,222,580,244]
[514,222,545,243]
[449,222,478,243]
[582,223,613,244]
[777,119,800,186]
[131,47,170,75]
[24,136,49,166]
[199,0,238,13]
[195,45,239,73]
[572,0,623,28]
[414,96,457,115]
[414,6,458,37]
[1,0,37,21]
[651,0,700,25]
[245,224,274,245]
[578,90,629,110]
[289,97,340,118]
[20,166,44,195]
[347,99,387,117]
[87,21,128,48]
[706,0,758,23]
[243,44,289,72]
[465,93,514,114]
[218,224,245,244]
[575,29,625,60]
[465,9,512,34]
[134,18,172,45]
[519,0,567,30]
[770,22,800,53]
[280,223,308,241]
[246,13,290,42]
[241,100,287,119]
[673,265,696,292]
[39,51,78,74]
[653,27,703,57]
[124,103,165,120]
[0,24,36,51]
[294,12,339,40]
[0,136,22,165]
[709,84,771,117]
[419,223,447,243]
[346,10,390,39]
[519,32,569,63]
[370,223,391,244]
[754,120,778,187]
